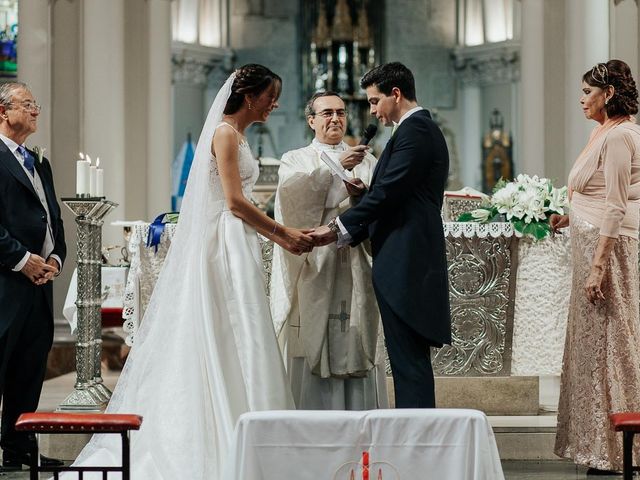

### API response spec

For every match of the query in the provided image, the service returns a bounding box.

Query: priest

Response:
[270,91,387,410]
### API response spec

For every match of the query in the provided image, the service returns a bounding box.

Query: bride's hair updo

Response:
[583,59,639,117]
[224,64,282,115]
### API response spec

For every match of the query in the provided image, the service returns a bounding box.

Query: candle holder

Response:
[58,197,118,411]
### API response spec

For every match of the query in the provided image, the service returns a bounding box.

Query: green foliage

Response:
[512,219,551,240]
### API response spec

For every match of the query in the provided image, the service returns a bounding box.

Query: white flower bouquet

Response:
[457,174,569,240]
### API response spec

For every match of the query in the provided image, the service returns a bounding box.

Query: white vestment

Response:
[270,140,388,410]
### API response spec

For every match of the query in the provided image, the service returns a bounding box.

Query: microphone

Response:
[359,124,378,146]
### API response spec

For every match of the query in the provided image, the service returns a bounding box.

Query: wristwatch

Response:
[328,217,340,235]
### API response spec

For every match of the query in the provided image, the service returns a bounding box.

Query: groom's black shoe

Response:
[1,450,64,471]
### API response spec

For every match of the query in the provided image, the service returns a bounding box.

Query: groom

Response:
[311,62,451,408]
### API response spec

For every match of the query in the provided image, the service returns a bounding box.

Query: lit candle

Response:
[96,157,104,197]
[89,160,97,197]
[76,152,90,196]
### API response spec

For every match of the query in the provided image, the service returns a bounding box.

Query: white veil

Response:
[72,72,238,477]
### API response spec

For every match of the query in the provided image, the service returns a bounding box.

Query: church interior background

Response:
[6,0,640,477]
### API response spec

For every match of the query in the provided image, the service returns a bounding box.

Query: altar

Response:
[120,221,572,377]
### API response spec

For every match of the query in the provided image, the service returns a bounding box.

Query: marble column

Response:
[17,0,51,150]
[146,1,172,215]
[461,84,482,190]
[564,0,609,170]
[172,43,229,163]
[610,0,638,78]
[519,0,545,177]
[83,0,126,247]
[123,0,172,221]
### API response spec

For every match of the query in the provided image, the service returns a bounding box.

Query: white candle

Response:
[89,164,97,197]
[76,152,90,195]
[96,157,104,197]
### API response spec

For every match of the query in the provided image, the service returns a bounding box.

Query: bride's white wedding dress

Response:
[68,97,294,477]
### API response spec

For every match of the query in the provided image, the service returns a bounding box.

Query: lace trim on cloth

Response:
[122,223,178,346]
[443,222,519,238]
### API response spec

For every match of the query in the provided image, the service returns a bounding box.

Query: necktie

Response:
[391,123,398,136]
[18,146,35,176]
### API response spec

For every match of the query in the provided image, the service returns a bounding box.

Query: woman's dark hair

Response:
[583,59,638,117]
[224,64,282,115]
[360,62,416,102]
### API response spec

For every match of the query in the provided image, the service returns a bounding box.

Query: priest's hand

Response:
[344,178,366,196]
[310,225,337,247]
[549,214,569,232]
[339,145,368,171]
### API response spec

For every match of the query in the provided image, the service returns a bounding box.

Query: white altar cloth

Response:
[225,409,504,480]
[63,266,129,333]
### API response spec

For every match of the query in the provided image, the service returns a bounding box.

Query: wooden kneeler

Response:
[610,412,640,480]
[15,412,142,480]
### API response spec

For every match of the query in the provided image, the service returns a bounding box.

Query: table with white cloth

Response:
[121,221,573,375]
[63,266,129,333]
[224,409,504,480]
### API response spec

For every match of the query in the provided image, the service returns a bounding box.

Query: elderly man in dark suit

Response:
[311,62,451,408]
[0,82,66,470]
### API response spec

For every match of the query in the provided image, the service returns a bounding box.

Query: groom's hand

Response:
[344,178,366,197]
[310,225,337,246]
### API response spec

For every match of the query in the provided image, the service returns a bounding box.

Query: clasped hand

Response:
[21,254,58,285]
[283,177,366,252]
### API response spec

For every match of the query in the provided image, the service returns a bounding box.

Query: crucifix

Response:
[329,300,350,333]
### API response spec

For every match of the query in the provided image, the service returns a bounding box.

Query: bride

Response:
[68,64,313,479]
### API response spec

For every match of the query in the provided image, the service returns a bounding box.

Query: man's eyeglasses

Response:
[312,109,347,119]
[8,101,42,113]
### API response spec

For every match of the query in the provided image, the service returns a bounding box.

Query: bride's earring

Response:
[248,101,253,110]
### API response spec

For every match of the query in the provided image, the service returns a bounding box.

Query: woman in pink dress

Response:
[552,59,640,474]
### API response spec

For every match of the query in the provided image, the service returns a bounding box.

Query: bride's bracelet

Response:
[271,221,279,236]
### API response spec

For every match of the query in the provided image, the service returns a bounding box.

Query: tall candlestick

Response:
[76,152,90,196]
[96,157,104,197]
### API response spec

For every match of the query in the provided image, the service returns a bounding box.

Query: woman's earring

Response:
[248,101,253,110]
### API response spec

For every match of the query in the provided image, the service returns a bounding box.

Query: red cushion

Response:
[15,412,142,433]
[101,307,124,328]
[610,412,640,431]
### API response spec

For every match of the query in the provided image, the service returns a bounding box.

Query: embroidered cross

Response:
[328,300,350,333]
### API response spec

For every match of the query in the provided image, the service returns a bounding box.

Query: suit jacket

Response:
[0,141,66,337]
[339,109,451,346]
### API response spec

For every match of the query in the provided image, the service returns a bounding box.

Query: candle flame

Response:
[86,154,92,165]
[96,157,100,168]
[79,152,84,160]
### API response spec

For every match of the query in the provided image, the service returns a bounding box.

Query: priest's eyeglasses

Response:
[312,109,347,119]
[9,101,42,113]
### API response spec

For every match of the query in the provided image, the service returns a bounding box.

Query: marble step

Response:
[387,375,540,415]
[490,415,558,460]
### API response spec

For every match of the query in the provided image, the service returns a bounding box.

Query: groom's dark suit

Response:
[0,140,66,455]
[339,109,451,407]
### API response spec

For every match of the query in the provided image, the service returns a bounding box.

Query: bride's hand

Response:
[277,227,314,255]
